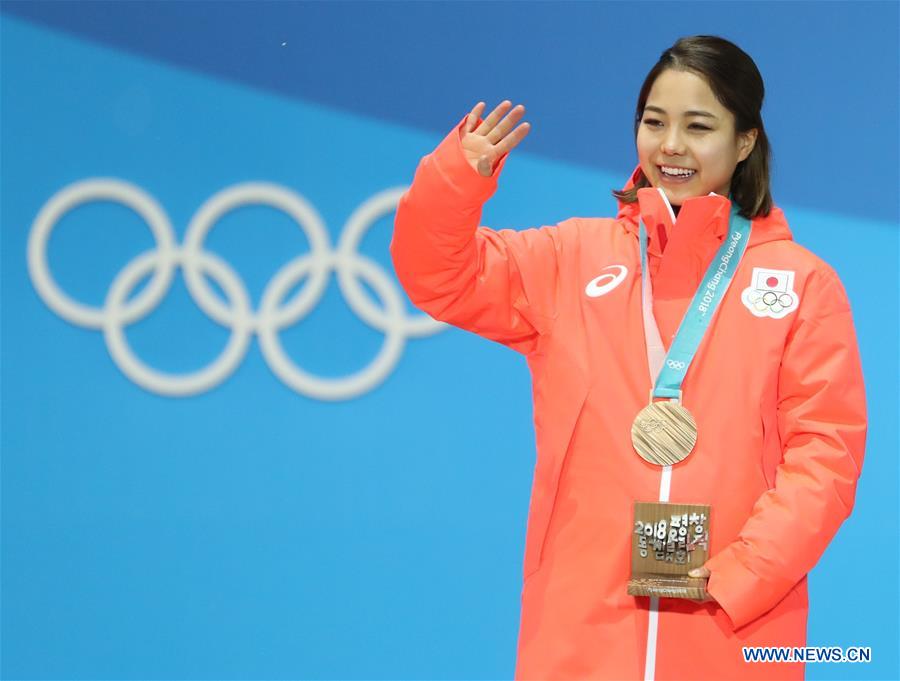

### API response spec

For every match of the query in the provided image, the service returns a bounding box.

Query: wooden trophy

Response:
[627,501,711,600]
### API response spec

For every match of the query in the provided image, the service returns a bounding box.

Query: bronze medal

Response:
[631,399,698,466]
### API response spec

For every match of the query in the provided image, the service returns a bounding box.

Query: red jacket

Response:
[391,114,867,680]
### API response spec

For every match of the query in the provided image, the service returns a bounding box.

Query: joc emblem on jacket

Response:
[741,267,800,319]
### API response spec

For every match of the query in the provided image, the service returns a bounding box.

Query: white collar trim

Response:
[656,187,721,226]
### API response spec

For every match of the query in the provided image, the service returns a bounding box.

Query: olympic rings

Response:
[27,179,445,400]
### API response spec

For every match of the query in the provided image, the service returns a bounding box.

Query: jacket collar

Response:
[615,162,794,249]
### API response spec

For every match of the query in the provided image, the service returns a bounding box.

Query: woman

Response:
[391,35,866,680]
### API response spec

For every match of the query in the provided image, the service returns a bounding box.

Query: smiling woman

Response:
[637,69,758,205]
[391,33,867,681]
[616,36,771,219]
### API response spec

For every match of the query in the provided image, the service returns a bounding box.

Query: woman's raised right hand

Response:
[462,101,531,177]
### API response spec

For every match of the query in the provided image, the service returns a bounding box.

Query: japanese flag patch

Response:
[741,268,800,319]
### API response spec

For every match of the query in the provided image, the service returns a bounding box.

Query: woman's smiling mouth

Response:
[658,165,697,182]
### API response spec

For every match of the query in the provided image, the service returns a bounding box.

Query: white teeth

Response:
[660,166,695,177]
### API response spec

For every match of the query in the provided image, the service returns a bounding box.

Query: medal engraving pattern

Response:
[631,401,698,465]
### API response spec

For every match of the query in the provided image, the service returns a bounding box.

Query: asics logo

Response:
[27,179,444,401]
[585,265,628,297]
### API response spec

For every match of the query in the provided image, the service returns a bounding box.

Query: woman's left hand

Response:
[688,566,717,604]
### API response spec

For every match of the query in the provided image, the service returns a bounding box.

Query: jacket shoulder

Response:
[561,216,629,239]
[749,239,853,318]
[496,215,621,243]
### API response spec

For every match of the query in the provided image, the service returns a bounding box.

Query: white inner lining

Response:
[641,186,716,681]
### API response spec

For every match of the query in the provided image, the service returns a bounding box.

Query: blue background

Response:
[1,2,897,679]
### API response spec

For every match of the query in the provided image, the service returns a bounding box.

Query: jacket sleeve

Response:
[390,113,563,356]
[705,266,868,631]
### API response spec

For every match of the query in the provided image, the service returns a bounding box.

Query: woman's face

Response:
[636,68,758,206]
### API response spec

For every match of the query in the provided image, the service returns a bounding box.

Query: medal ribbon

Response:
[640,203,752,400]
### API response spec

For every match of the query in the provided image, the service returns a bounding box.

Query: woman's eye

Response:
[641,119,709,130]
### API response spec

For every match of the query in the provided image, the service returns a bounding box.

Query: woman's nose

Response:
[661,129,686,156]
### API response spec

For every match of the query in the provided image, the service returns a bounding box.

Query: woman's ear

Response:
[737,128,758,163]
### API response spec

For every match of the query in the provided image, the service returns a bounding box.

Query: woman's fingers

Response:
[494,121,531,157]
[474,100,513,137]
[487,104,525,144]
[464,100,530,176]
[466,101,486,133]
[471,101,529,148]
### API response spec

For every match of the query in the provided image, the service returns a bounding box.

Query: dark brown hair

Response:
[613,35,773,218]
